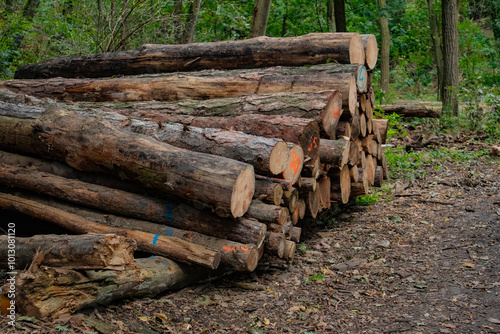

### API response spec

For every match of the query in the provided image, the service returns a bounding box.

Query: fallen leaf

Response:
[462,263,475,268]
[488,318,500,324]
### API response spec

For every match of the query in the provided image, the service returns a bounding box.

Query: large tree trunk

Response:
[442,0,459,116]
[377,0,390,101]
[0,109,255,218]
[0,151,267,247]
[15,256,228,319]
[379,100,442,118]
[0,234,136,270]
[93,90,343,140]
[25,198,259,272]
[427,0,443,101]
[249,0,272,38]
[15,33,365,79]
[0,192,221,269]
[5,64,359,115]
[326,0,336,32]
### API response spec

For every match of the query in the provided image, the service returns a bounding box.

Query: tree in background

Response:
[442,0,459,115]
[249,0,272,37]
[426,0,443,101]
[333,0,346,32]
[326,0,336,32]
[377,0,390,101]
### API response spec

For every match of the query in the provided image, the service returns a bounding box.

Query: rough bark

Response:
[333,0,347,32]
[246,200,289,225]
[254,178,284,206]
[127,121,290,177]
[81,92,345,141]
[15,256,229,319]
[0,234,136,270]
[15,33,365,79]
[0,192,221,269]
[181,0,202,44]
[0,108,255,218]
[5,66,359,116]
[318,137,350,167]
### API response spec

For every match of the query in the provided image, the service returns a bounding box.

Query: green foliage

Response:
[307,272,324,282]
[385,146,427,180]
[355,193,379,206]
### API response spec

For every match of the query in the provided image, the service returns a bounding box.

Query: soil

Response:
[1,132,500,334]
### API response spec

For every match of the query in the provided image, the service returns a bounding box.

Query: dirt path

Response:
[2,142,500,334]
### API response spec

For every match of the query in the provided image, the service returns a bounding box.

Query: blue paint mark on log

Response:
[165,201,173,222]
[165,227,173,237]
[152,234,160,246]
[357,66,367,91]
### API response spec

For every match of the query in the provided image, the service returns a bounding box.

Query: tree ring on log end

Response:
[269,141,290,175]
[356,65,368,93]
[282,145,304,185]
[349,33,366,65]
[322,90,343,139]
[340,164,351,204]
[298,121,320,160]
[230,165,255,218]
[362,34,378,70]
[347,75,357,117]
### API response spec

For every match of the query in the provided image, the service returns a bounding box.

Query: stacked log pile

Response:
[0,32,389,318]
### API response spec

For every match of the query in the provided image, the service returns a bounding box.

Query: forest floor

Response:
[2,129,500,334]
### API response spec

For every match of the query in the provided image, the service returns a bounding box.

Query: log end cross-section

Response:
[230,164,256,218]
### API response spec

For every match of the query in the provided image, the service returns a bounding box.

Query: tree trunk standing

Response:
[326,0,336,32]
[249,0,272,38]
[180,0,202,44]
[173,0,184,44]
[427,0,444,101]
[377,0,390,101]
[442,0,459,116]
[334,0,347,32]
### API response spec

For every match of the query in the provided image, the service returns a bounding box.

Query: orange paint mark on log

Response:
[333,105,341,118]
[289,151,301,174]
[222,245,250,253]
[308,137,318,152]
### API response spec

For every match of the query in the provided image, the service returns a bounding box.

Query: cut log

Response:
[0,109,255,218]
[51,204,260,272]
[351,169,369,197]
[348,141,361,167]
[350,165,359,183]
[129,121,290,177]
[282,187,299,214]
[284,144,305,184]
[361,34,379,69]
[318,137,350,167]
[317,176,331,209]
[378,101,442,118]
[254,178,284,206]
[298,199,306,219]
[350,115,361,139]
[381,154,389,180]
[300,177,317,192]
[374,165,384,187]
[255,174,292,192]
[3,72,358,116]
[336,121,351,139]
[0,234,136,270]
[290,227,302,243]
[306,186,322,218]
[283,240,296,263]
[372,118,389,144]
[89,90,344,141]
[301,157,321,179]
[245,200,289,225]
[330,164,351,204]
[140,114,319,161]
[14,256,229,319]
[15,32,365,79]
[360,112,367,137]
[0,192,221,269]
[265,232,286,258]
